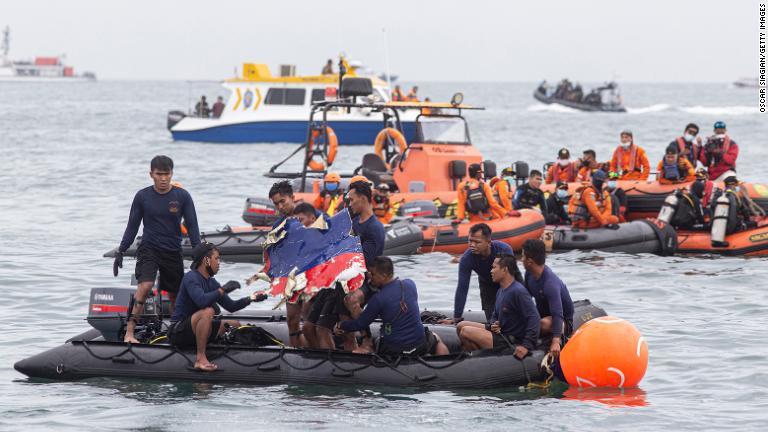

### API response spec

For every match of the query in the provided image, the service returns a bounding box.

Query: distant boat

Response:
[0,26,96,82]
[533,80,626,113]
[167,58,417,145]
[733,77,758,88]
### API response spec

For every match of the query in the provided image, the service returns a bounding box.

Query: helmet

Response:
[324,172,341,183]
[349,175,370,185]
[713,121,726,130]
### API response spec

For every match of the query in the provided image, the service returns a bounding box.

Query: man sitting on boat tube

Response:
[170,242,267,372]
[455,163,510,222]
[568,170,619,229]
[610,130,650,180]
[455,254,540,358]
[335,257,449,357]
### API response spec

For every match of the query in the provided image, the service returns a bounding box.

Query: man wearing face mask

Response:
[313,172,346,216]
[456,163,509,222]
[699,121,739,182]
[576,149,606,182]
[657,146,696,185]
[568,170,619,229]
[491,166,516,212]
[169,243,267,371]
[546,148,578,184]
[372,183,395,224]
[610,130,650,180]
[544,181,571,225]
[669,123,702,167]
[606,172,628,223]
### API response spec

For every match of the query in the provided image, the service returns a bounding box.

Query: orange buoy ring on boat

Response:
[374,127,407,165]
[307,126,338,171]
[560,316,648,388]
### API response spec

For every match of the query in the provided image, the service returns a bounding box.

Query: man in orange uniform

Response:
[312,172,346,215]
[546,148,578,184]
[568,170,619,229]
[657,146,695,185]
[610,130,650,180]
[372,183,395,224]
[575,149,607,182]
[491,166,516,212]
[456,163,508,222]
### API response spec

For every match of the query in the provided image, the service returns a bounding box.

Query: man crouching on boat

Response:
[335,257,449,356]
[456,254,540,359]
[169,242,267,372]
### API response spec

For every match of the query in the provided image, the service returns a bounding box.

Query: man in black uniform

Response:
[513,169,547,213]
[113,155,201,343]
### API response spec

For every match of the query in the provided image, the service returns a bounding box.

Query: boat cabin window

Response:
[416,117,470,144]
[311,89,326,103]
[265,88,306,105]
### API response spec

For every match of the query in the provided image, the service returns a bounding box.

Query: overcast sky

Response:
[2,0,758,82]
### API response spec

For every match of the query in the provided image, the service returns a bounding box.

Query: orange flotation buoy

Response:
[560,316,648,388]
[374,127,407,165]
[307,126,338,171]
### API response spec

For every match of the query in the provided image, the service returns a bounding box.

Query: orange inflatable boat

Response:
[416,209,546,255]
[676,226,768,256]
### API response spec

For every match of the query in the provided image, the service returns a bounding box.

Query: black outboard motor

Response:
[167,110,186,130]
[87,288,165,342]
[242,197,279,226]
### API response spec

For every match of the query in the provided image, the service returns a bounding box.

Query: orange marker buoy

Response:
[560,316,648,388]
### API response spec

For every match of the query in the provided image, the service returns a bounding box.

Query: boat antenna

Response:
[1,26,10,58]
[382,27,392,91]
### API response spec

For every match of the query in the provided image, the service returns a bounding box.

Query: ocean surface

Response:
[1,81,767,431]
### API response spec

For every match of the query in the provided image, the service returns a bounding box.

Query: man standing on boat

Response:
[211,96,225,119]
[113,155,201,344]
[321,59,334,75]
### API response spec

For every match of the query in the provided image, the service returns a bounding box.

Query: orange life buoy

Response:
[307,126,338,171]
[373,127,407,165]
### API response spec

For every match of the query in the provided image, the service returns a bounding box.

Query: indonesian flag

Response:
[263,209,366,303]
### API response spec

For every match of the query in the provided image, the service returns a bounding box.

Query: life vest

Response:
[568,185,607,223]
[662,159,681,180]
[676,137,700,163]
[552,162,576,183]
[321,192,345,216]
[464,180,490,214]
[517,184,543,209]
[615,144,638,173]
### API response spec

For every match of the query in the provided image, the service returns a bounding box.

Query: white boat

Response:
[0,26,96,82]
[167,60,417,145]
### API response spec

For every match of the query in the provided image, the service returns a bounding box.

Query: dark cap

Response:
[556,181,568,190]
[191,242,216,270]
[468,163,483,177]
[376,183,390,191]
[591,169,607,181]
[723,175,738,185]
[501,166,515,176]
[665,146,679,155]
[558,148,570,159]
[620,129,633,137]
[713,121,726,130]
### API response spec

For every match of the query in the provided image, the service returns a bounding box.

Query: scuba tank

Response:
[658,194,679,223]
[711,194,730,247]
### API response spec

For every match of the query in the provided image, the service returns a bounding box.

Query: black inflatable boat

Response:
[104,220,424,264]
[533,88,626,113]
[15,288,606,388]
[543,219,678,256]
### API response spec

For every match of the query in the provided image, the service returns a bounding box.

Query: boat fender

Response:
[711,195,730,247]
[307,126,338,171]
[638,219,678,256]
[657,194,679,223]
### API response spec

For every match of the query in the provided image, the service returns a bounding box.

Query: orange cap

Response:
[324,172,341,183]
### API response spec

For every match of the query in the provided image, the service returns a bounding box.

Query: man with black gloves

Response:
[113,155,201,343]
[169,242,267,372]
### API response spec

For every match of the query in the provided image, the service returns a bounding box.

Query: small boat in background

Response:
[533,79,625,112]
[732,77,759,88]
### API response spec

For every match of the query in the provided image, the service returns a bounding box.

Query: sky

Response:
[2,0,759,82]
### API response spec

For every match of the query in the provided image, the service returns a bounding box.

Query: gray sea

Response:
[1,81,767,431]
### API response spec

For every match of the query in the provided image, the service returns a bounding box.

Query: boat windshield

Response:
[417,117,469,144]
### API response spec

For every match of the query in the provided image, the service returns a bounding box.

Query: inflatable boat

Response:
[14,287,605,388]
[533,87,626,113]
[104,220,424,264]
[676,226,768,256]
[417,209,546,254]
[542,219,678,256]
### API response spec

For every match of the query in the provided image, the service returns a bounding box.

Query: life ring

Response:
[374,128,407,165]
[307,126,338,171]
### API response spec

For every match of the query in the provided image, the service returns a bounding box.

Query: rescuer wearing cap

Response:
[699,121,739,182]
[657,145,696,185]
[568,170,619,228]
[609,130,650,180]
[313,172,346,216]
[546,148,578,184]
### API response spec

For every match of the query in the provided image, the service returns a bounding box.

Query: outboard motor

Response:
[167,110,186,130]
[711,195,730,247]
[87,288,165,342]
[398,200,440,218]
[657,194,679,224]
[242,197,279,226]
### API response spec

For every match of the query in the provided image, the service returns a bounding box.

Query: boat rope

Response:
[80,341,193,366]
